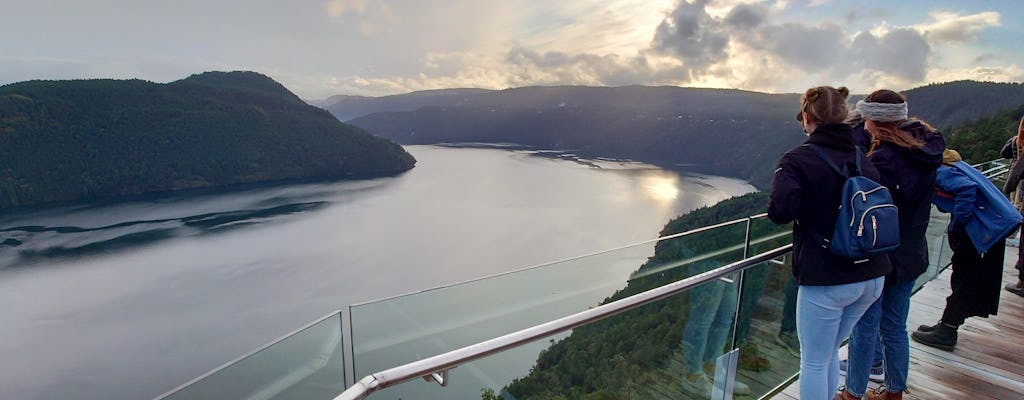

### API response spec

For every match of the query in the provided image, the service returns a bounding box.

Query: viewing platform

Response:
[157,160,1020,400]
[772,245,1024,400]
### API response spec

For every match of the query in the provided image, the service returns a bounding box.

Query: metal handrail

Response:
[333,244,793,400]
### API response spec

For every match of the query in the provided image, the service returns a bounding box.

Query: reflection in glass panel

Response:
[734,251,800,400]
[364,276,742,400]
[919,206,953,290]
[351,221,749,399]
[158,313,345,400]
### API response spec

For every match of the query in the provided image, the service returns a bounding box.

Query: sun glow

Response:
[641,175,680,204]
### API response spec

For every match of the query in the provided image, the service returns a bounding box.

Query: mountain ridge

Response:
[325,81,1024,189]
[0,71,416,209]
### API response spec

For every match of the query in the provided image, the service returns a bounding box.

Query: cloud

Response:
[914,11,1001,43]
[724,3,767,29]
[849,28,931,82]
[324,0,367,18]
[743,22,848,72]
[651,0,730,78]
[926,64,1024,84]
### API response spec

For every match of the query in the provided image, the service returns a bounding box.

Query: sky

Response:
[1,0,1022,100]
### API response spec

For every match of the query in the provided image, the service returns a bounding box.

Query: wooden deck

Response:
[771,245,1024,400]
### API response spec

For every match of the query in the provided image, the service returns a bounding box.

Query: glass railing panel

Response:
[364,271,743,400]
[157,312,345,400]
[734,254,799,400]
[918,206,953,289]
[349,221,750,399]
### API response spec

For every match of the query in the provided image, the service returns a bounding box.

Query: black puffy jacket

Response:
[868,121,945,284]
[768,123,892,285]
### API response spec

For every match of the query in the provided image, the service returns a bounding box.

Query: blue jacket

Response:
[933,161,1022,254]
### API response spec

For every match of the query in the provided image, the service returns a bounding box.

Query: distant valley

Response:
[322,81,1024,189]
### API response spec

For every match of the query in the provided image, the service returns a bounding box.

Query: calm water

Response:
[0,145,755,400]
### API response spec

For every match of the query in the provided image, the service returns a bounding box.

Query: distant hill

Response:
[315,88,494,121]
[902,81,1024,130]
[0,71,416,209]
[326,82,1024,189]
[946,103,1024,162]
[337,86,806,189]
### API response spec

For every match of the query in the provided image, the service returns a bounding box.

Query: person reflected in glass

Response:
[768,86,890,400]
[677,236,752,397]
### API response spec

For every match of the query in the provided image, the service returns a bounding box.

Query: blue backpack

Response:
[807,145,900,259]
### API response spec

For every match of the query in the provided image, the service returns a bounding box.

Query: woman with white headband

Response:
[839,90,945,400]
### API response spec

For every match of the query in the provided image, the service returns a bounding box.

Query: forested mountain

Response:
[946,104,1024,162]
[348,87,801,189]
[902,81,1024,130]
[0,71,416,209]
[498,192,788,399]
[328,81,1024,189]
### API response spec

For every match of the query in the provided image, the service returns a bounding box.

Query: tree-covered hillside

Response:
[0,71,416,209]
[501,192,792,399]
[337,81,1024,190]
[350,89,802,190]
[902,81,1024,130]
[946,104,1024,163]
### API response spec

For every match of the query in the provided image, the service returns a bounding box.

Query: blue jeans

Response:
[681,279,737,375]
[798,277,884,400]
[846,279,915,395]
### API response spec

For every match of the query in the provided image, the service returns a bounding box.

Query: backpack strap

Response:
[801,144,864,251]
[806,144,863,177]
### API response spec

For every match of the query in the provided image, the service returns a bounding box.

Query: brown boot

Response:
[834,389,862,400]
[865,386,902,400]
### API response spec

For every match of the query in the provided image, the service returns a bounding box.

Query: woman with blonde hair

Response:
[769,86,890,400]
[841,89,945,400]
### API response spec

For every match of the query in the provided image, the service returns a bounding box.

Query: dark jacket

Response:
[768,123,892,285]
[851,121,872,152]
[868,121,945,283]
[1001,136,1019,194]
[1001,136,1017,160]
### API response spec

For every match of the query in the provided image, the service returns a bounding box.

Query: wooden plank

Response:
[771,245,1024,399]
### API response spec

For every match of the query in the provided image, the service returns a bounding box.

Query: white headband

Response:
[855,100,908,122]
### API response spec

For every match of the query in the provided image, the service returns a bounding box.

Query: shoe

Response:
[1006,280,1024,297]
[775,332,800,357]
[714,377,752,396]
[865,386,903,400]
[916,321,941,332]
[869,363,885,383]
[834,389,862,400]
[681,373,713,397]
[839,359,885,383]
[911,322,958,351]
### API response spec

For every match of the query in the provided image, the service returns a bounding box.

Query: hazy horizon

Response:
[3,1,1022,99]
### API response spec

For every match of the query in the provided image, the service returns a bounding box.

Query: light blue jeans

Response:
[798,277,884,400]
[681,279,737,375]
[846,280,915,396]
